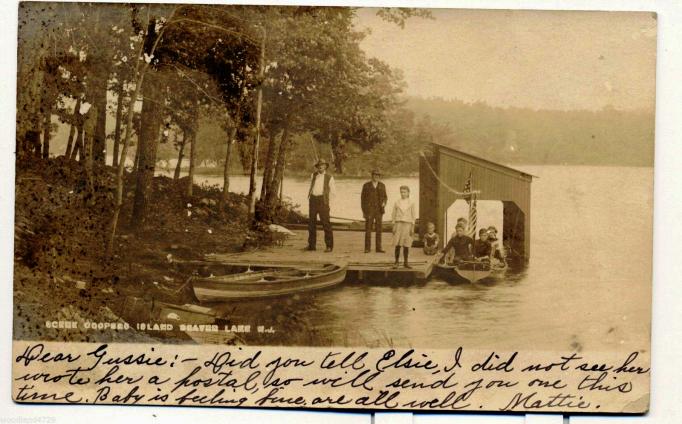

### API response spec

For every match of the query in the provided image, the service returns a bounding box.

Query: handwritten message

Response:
[11,341,650,413]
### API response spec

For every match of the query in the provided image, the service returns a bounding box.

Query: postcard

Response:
[12,2,655,413]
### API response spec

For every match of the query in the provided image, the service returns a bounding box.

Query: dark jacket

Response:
[361,181,387,216]
[474,239,492,258]
[444,235,474,258]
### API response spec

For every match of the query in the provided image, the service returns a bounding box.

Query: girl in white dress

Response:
[391,185,417,268]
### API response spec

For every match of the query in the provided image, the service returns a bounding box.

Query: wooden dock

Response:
[204,230,439,281]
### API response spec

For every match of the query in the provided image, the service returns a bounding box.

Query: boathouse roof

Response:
[429,142,536,180]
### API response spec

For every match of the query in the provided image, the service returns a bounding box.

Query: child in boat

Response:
[473,228,492,261]
[441,224,473,264]
[422,222,439,255]
[456,217,473,239]
[487,226,505,261]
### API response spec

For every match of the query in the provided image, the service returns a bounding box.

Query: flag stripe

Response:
[468,195,477,239]
[463,171,477,238]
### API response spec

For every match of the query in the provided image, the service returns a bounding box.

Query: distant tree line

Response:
[404,97,655,167]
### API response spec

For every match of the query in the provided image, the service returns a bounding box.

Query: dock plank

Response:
[205,230,439,280]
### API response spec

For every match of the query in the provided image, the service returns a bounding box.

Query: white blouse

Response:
[392,198,417,224]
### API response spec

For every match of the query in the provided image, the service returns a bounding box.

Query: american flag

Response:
[463,171,477,238]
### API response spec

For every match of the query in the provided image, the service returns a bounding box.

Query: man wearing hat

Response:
[306,159,335,252]
[361,169,388,253]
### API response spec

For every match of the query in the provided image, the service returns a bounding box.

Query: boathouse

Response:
[419,143,533,262]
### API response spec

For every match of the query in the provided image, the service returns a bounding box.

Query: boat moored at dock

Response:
[192,263,348,302]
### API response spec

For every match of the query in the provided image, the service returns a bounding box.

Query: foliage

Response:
[374,7,433,28]
[17,4,427,227]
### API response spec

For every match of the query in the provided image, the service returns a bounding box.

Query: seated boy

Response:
[487,226,505,260]
[473,228,492,261]
[441,224,473,263]
[422,222,440,255]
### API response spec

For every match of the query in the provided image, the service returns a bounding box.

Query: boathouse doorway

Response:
[443,199,526,261]
[444,199,504,241]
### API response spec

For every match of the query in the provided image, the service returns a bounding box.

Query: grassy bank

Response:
[13,157,289,344]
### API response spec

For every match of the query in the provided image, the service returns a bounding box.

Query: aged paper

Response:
[12,342,650,412]
[13,3,655,413]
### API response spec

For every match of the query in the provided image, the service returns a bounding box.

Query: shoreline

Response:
[12,158,297,345]
[155,163,654,181]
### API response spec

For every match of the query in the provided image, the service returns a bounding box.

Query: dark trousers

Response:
[364,213,383,250]
[308,195,333,249]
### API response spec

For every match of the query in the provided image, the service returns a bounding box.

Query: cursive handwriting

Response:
[12,343,649,413]
[500,391,592,411]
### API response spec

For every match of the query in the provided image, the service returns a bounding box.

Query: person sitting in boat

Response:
[473,228,492,261]
[487,226,506,261]
[456,217,473,238]
[422,222,440,255]
[441,224,473,264]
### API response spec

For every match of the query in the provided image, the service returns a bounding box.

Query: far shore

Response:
[155,166,420,179]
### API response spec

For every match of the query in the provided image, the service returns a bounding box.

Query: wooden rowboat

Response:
[454,261,492,283]
[192,263,347,302]
[435,260,492,283]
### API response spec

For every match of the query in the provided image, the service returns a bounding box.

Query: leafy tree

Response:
[256,7,412,220]
[153,4,261,204]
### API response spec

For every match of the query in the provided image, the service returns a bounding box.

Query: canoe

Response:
[192,263,347,302]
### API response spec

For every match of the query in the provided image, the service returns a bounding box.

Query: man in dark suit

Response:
[361,169,388,253]
[306,159,335,252]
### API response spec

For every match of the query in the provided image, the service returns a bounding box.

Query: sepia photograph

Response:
[11,2,655,413]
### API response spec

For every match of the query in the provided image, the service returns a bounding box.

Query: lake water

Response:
[169,166,653,352]
[161,170,421,222]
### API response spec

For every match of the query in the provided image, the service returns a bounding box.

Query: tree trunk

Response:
[64,122,76,159]
[187,130,197,197]
[83,106,98,198]
[248,27,266,218]
[132,145,140,173]
[93,73,108,164]
[131,75,164,227]
[25,131,41,159]
[41,107,51,159]
[223,103,241,201]
[108,11,176,256]
[173,130,185,180]
[112,80,125,167]
[17,35,48,160]
[238,140,251,173]
[72,124,84,161]
[331,137,345,174]
[259,129,279,202]
[265,122,291,212]
[107,64,149,255]
[247,131,259,214]
[222,127,236,201]
[64,97,81,158]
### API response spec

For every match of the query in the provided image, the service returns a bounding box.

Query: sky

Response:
[354,8,657,111]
